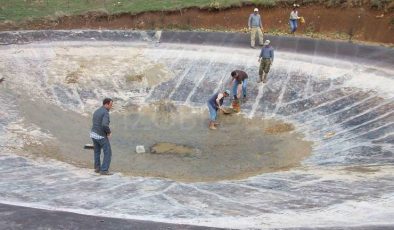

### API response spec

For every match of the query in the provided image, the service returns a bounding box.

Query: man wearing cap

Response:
[207,89,230,130]
[248,8,264,48]
[258,40,274,83]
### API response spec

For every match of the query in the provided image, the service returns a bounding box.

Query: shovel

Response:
[221,107,236,114]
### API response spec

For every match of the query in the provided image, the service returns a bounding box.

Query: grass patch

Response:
[370,0,392,9]
[0,0,237,22]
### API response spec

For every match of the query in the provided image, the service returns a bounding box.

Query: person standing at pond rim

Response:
[248,8,264,48]
[229,70,248,100]
[207,90,230,130]
[289,4,301,34]
[90,98,113,175]
[258,40,274,83]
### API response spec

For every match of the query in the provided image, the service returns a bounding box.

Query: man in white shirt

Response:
[289,4,301,34]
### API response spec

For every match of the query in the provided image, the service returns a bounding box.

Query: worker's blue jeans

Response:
[290,19,298,33]
[207,103,218,121]
[232,79,247,99]
[92,137,112,172]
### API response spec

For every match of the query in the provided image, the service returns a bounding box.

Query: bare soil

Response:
[0,5,393,45]
[264,123,295,134]
[150,142,196,155]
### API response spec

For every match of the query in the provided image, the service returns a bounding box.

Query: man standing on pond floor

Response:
[248,8,264,48]
[258,40,274,83]
[90,98,113,175]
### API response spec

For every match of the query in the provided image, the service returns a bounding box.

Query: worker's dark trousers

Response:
[92,137,112,172]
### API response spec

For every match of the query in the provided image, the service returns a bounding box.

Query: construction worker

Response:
[90,98,114,175]
[258,40,274,83]
[248,8,264,48]
[230,70,248,100]
[207,89,230,130]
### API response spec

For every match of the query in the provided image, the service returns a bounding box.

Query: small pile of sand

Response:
[125,74,144,82]
[264,123,295,134]
[65,71,79,84]
[150,142,195,155]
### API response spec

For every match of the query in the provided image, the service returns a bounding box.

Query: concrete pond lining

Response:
[0,30,393,229]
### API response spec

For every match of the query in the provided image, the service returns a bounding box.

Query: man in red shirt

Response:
[229,70,248,100]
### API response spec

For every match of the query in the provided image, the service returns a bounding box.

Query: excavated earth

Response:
[0,4,393,45]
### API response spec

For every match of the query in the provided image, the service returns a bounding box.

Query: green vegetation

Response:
[0,0,390,22]
[370,0,392,9]
[0,0,265,22]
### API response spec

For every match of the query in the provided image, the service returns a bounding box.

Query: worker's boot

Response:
[209,121,217,130]
[257,75,263,83]
[262,73,268,83]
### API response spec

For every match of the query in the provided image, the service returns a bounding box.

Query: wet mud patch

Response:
[113,105,312,182]
[264,123,295,134]
[14,95,312,182]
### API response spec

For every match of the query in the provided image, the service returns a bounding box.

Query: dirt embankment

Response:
[0,4,393,45]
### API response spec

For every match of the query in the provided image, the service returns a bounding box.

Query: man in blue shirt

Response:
[207,90,230,130]
[90,98,113,175]
[258,40,274,83]
[248,8,264,48]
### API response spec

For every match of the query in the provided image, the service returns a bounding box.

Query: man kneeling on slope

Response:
[207,89,230,130]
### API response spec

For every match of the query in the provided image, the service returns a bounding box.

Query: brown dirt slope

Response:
[0,4,393,45]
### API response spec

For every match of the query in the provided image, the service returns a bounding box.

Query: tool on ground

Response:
[84,144,94,149]
[221,107,236,114]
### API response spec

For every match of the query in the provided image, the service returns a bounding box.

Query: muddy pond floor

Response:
[17,95,311,182]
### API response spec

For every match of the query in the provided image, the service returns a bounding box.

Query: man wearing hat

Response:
[248,8,264,48]
[258,40,274,83]
[207,89,230,130]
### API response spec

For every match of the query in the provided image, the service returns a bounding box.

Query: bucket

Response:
[232,100,241,112]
